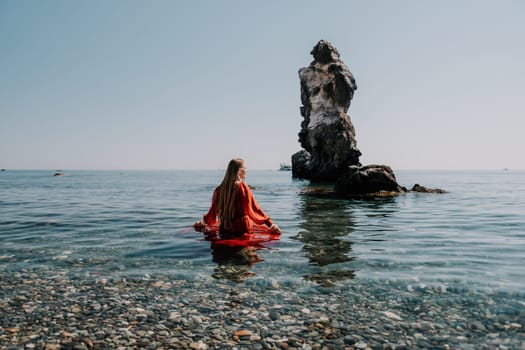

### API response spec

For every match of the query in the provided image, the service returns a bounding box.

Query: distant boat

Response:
[279,163,292,171]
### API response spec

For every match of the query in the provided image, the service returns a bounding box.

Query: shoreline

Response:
[2,269,524,349]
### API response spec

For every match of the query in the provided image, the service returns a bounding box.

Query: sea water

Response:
[1,169,524,293]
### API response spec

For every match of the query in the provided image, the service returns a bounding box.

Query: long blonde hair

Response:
[216,158,244,228]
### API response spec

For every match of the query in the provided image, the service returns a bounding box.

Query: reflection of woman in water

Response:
[210,245,262,282]
[194,158,281,236]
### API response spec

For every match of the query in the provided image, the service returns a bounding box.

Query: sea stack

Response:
[292,40,361,182]
[292,40,406,196]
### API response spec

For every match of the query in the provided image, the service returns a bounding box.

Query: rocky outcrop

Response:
[292,40,361,182]
[334,165,405,196]
[292,40,441,197]
[411,184,447,194]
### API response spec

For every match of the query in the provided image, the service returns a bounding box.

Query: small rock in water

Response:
[234,329,252,337]
[382,311,402,321]
[190,341,207,350]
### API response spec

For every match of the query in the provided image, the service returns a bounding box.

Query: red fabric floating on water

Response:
[201,223,281,248]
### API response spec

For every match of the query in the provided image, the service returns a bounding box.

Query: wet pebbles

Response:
[1,269,524,349]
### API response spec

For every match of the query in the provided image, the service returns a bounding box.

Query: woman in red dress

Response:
[194,158,281,236]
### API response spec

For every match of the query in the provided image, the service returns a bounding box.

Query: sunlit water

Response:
[1,170,524,292]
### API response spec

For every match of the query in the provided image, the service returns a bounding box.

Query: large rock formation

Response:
[292,40,361,182]
[292,40,409,196]
[291,40,445,197]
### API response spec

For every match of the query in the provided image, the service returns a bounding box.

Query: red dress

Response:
[203,182,273,235]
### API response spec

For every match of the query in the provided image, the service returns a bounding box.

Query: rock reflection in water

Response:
[294,187,356,286]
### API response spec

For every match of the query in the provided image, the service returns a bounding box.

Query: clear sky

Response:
[1,0,524,170]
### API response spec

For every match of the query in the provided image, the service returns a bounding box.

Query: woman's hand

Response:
[193,221,207,232]
[270,223,281,234]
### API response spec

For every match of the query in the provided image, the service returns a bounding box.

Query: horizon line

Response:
[1,168,522,172]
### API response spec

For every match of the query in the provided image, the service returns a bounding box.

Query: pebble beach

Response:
[2,268,524,350]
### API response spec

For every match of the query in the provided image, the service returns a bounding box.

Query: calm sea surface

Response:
[1,169,524,292]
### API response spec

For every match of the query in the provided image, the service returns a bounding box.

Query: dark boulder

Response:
[334,165,405,196]
[411,184,447,194]
[291,150,310,180]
